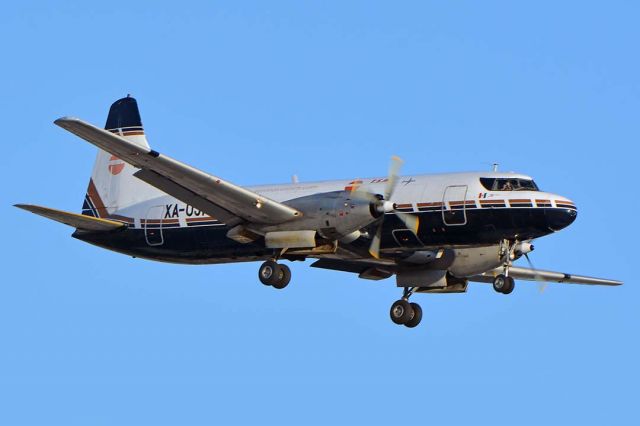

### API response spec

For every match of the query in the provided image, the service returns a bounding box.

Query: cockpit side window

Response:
[480,178,539,191]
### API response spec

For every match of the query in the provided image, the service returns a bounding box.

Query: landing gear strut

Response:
[258,260,291,289]
[389,287,423,328]
[494,240,517,294]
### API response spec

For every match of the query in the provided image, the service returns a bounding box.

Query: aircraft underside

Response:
[17,95,621,329]
[72,207,566,264]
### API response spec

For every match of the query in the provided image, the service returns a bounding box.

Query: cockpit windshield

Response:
[480,177,539,192]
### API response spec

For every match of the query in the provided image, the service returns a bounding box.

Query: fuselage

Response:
[75,171,577,264]
[19,95,617,330]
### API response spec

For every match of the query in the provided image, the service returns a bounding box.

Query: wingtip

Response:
[14,204,40,214]
[53,116,80,127]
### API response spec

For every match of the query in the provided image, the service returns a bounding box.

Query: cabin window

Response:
[480,178,539,191]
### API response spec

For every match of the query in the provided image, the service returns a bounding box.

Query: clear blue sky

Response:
[2,1,638,425]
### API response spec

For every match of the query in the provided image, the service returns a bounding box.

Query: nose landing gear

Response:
[493,240,519,294]
[258,260,291,289]
[492,273,515,294]
[389,287,423,328]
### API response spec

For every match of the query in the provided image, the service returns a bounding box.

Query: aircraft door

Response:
[144,205,164,246]
[442,185,468,226]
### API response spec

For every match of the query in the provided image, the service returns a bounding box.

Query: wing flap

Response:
[15,204,125,232]
[54,117,302,225]
[469,266,622,286]
[311,258,395,280]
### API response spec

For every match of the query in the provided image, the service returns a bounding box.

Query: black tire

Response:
[404,303,423,328]
[493,274,507,293]
[258,260,280,286]
[272,264,291,290]
[502,276,515,294]
[390,299,413,325]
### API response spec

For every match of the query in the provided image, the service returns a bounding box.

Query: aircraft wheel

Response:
[502,276,515,294]
[258,260,280,286]
[390,299,413,325]
[404,303,423,328]
[493,274,515,294]
[272,264,291,290]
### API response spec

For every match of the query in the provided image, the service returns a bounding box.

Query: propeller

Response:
[524,252,548,293]
[354,156,419,259]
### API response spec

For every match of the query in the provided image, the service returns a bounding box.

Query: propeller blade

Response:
[348,179,371,200]
[395,212,419,234]
[364,155,411,259]
[384,155,403,200]
[368,224,383,259]
[524,253,547,293]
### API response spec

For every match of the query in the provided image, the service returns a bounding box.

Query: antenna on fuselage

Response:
[492,163,499,172]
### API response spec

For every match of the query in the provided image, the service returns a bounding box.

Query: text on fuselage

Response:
[164,204,207,218]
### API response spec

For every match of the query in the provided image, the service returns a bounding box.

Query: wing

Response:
[54,117,302,226]
[469,266,622,286]
[15,204,125,232]
[311,258,395,280]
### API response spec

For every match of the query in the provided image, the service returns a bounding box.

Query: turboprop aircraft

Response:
[16,96,622,328]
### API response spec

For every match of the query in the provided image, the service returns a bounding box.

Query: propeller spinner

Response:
[353,156,419,259]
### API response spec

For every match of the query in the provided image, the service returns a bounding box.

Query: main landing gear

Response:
[258,260,291,289]
[390,287,423,328]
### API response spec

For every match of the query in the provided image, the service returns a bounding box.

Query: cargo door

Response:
[144,205,164,246]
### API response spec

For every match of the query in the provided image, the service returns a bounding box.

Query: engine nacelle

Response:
[396,267,469,293]
[259,191,381,241]
[512,241,534,259]
[448,245,504,277]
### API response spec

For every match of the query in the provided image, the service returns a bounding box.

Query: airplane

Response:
[16,96,622,328]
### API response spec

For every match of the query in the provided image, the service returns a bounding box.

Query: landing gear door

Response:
[144,205,164,246]
[442,185,468,226]
[392,229,424,248]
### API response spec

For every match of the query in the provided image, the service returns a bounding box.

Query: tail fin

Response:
[81,96,160,219]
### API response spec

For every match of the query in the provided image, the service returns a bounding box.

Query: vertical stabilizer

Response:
[82,96,161,219]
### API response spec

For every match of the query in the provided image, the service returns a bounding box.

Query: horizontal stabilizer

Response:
[15,204,126,232]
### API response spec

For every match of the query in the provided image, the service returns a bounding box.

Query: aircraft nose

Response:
[546,199,577,231]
